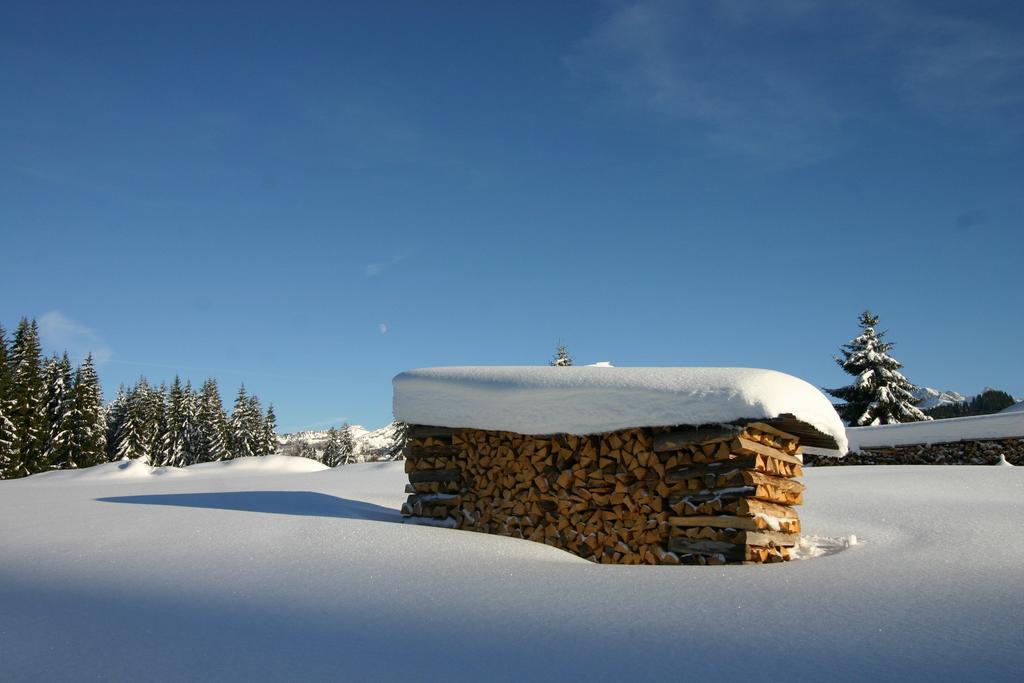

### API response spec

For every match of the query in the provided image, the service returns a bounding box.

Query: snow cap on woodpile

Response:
[393,366,847,453]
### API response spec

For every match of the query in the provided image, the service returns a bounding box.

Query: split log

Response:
[653,424,743,452]
[408,468,462,484]
[407,425,459,440]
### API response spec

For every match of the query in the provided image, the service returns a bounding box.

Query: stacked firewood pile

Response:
[401,421,805,565]
[805,438,1024,466]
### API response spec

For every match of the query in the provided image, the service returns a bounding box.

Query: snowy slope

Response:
[1,459,1021,681]
[1001,400,1024,414]
[394,366,847,452]
[847,411,1024,451]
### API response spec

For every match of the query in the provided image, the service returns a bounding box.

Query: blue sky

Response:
[2,1,1022,431]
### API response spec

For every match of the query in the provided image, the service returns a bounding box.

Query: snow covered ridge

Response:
[847,411,1024,451]
[912,386,967,411]
[277,422,401,460]
[393,366,847,452]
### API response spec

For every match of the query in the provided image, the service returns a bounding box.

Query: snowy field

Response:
[1,457,1021,681]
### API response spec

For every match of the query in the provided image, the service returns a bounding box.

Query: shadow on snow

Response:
[96,491,401,522]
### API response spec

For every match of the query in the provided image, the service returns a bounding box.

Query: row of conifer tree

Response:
[0,317,277,479]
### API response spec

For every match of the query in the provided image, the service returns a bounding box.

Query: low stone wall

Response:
[805,438,1024,466]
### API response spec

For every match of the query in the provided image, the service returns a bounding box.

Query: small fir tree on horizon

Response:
[550,343,573,367]
[827,310,930,426]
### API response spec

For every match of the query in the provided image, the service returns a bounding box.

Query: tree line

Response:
[923,389,1015,420]
[0,317,277,479]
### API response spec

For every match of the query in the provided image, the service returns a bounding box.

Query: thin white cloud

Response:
[564,1,849,163]
[878,6,1024,126]
[363,250,413,279]
[378,323,388,335]
[37,311,112,363]
[564,1,1024,161]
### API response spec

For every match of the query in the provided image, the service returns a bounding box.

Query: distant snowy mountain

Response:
[1001,401,1024,414]
[912,387,967,411]
[277,422,401,461]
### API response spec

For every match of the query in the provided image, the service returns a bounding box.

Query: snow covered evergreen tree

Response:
[161,377,191,467]
[180,381,200,465]
[321,427,343,467]
[105,386,129,461]
[228,385,261,459]
[243,394,265,455]
[71,354,106,468]
[115,379,154,461]
[42,353,76,469]
[296,440,318,461]
[550,343,573,367]
[386,421,408,460]
[146,382,168,465]
[196,379,229,462]
[8,318,46,475]
[338,423,356,465]
[0,324,15,478]
[261,404,277,456]
[827,311,930,426]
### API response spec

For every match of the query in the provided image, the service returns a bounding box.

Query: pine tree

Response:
[262,404,277,456]
[42,353,76,469]
[71,354,106,468]
[9,318,46,475]
[105,386,129,461]
[338,423,356,465]
[321,427,343,467]
[161,377,189,467]
[115,379,154,461]
[296,440,318,461]
[180,381,200,465]
[229,385,259,459]
[385,420,408,461]
[146,382,168,465]
[550,343,573,367]
[195,379,229,462]
[827,311,930,426]
[0,324,15,477]
[244,394,265,455]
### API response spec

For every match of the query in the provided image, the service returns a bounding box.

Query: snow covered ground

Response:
[1,458,1021,681]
